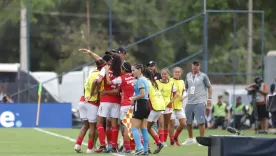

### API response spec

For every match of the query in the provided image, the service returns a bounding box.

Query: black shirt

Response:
[153,72,161,80]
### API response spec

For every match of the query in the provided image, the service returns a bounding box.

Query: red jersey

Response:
[112,73,135,106]
[99,68,121,104]
[79,96,99,107]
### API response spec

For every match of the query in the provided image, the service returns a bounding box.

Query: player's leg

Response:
[86,104,98,153]
[158,114,165,143]
[169,112,175,146]
[173,110,186,146]
[194,104,206,137]
[74,102,89,153]
[110,103,120,152]
[95,102,112,152]
[163,108,172,144]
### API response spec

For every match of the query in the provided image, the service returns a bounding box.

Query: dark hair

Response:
[111,54,122,77]
[143,68,158,90]
[122,62,131,73]
[103,54,112,62]
[270,84,275,94]
[133,63,144,73]
[95,59,106,70]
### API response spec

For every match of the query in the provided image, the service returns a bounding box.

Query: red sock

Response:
[170,136,174,142]
[97,124,106,146]
[124,140,131,151]
[164,130,169,142]
[153,135,161,144]
[131,139,136,150]
[112,126,119,148]
[158,129,164,143]
[174,129,182,139]
[106,129,112,145]
[88,139,94,150]
[76,136,83,145]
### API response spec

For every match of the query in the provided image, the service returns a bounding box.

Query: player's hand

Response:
[207,99,212,108]
[104,65,110,73]
[180,96,184,101]
[79,48,91,54]
[85,96,90,102]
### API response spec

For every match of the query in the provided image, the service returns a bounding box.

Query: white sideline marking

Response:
[33,128,88,146]
[34,128,124,156]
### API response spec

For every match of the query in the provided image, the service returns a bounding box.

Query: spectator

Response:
[1,94,14,103]
[247,77,269,133]
[147,61,161,80]
[212,95,228,129]
[205,107,214,129]
[267,84,276,129]
[230,96,246,130]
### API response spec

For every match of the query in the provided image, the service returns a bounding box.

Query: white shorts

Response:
[147,110,162,122]
[98,102,120,118]
[79,102,98,123]
[120,106,132,120]
[161,107,173,114]
[171,109,186,120]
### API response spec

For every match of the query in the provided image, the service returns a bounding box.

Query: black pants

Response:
[214,116,225,129]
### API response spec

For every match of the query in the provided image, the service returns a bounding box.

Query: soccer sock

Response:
[141,135,144,145]
[164,129,169,142]
[174,129,182,139]
[131,128,142,151]
[88,139,94,150]
[124,140,131,151]
[97,124,106,146]
[153,135,161,145]
[158,129,164,143]
[106,129,112,145]
[76,136,83,145]
[131,139,136,150]
[141,128,149,153]
[112,126,119,148]
[170,136,174,143]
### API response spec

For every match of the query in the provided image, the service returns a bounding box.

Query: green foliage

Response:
[0,0,275,84]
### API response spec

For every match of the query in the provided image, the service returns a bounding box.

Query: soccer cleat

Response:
[148,149,152,154]
[95,145,107,153]
[133,149,143,155]
[170,141,176,146]
[111,148,118,153]
[74,144,82,153]
[141,152,149,156]
[174,138,181,146]
[86,149,94,153]
[153,143,164,154]
[182,138,196,145]
[122,150,132,154]
[119,145,124,152]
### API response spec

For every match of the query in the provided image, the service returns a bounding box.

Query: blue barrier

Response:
[0,103,72,128]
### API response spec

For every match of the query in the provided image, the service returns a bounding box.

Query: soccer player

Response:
[130,64,150,155]
[95,54,122,153]
[143,68,165,154]
[74,59,106,153]
[104,61,136,153]
[156,68,178,145]
[170,67,186,146]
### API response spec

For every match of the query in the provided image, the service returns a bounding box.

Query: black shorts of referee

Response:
[133,99,150,120]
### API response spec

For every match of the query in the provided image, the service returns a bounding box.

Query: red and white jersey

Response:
[99,68,121,104]
[112,73,135,106]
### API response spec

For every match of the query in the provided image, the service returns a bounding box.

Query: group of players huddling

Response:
[74,47,187,155]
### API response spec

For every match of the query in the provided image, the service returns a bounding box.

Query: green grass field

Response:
[0,128,274,156]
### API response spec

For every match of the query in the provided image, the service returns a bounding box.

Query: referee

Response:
[182,60,212,146]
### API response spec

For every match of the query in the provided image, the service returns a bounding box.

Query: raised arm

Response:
[79,48,101,61]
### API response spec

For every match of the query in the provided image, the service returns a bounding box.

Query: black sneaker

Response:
[119,145,124,152]
[141,152,149,156]
[133,149,143,155]
[153,143,164,154]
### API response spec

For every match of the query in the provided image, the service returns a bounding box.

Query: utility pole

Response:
[86,0,91,49]
[247,0,253,84]
[20,0,28,72]
[203,0,208,73]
